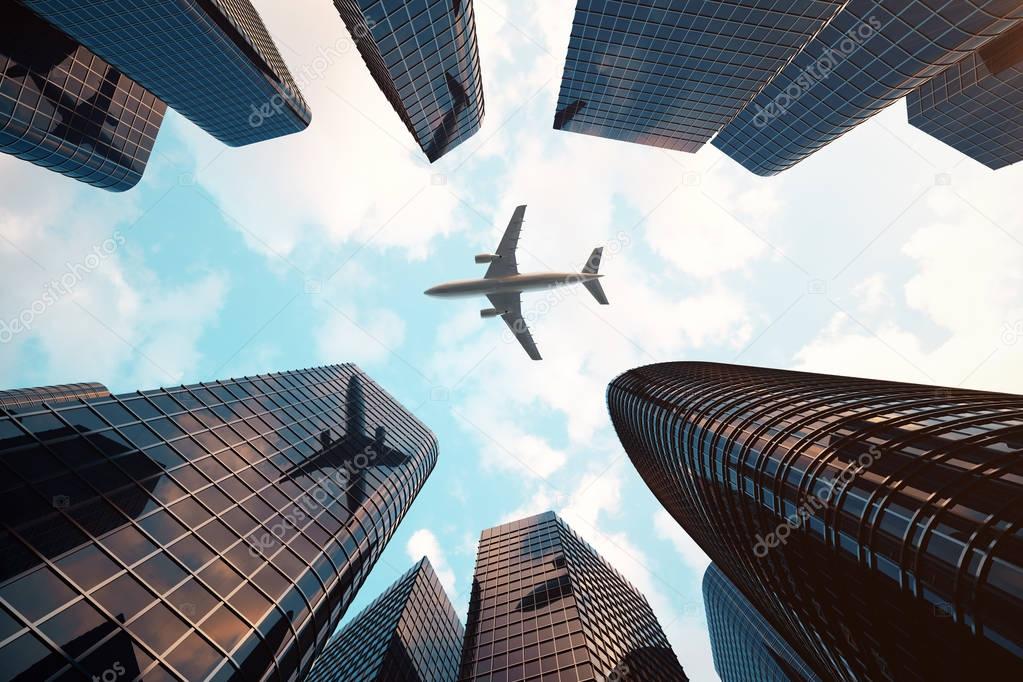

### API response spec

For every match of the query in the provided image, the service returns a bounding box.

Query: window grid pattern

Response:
[713,1,1023,175]
[0,364,437,681]
[703,563,820,682]
[907,22,1023,170]
[308,557,464,681]
[457,511,687,681]
[553,0,843,152]
[22,0,311,146]
[333,0,485,162]
[0,3,165,191]
[608,362,1023,681]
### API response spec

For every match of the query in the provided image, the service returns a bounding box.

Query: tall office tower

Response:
[0,365,437,680]
[713,2,1023,175]
[333,0,485,162]
[908,22,1023,170]
[22,0,311,146]
[607,362,1023,681]
[703,563,820,682]
[307,557,463,681]
[457,511,687,681]
[553,1,843,152]
[1,3,166,191]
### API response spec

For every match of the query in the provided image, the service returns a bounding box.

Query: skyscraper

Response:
[907,22,1023,170]
[457,511,687,681]
[334,0,485,162]
[307,557,464,682]
[21,0,311,146]
[608,362,1023,681]
[0,364,437,680]
[1,3,166,191]
[713,2,1023,175]
[703,563,819,682]
[554,1,843,152]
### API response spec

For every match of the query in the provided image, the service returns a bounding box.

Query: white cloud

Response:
[406,529,456,597]
[654,510,711,575]
[0,156,227,390]
[314,304,406,368]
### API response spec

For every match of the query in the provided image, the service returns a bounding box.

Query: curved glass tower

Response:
[333,0,485,162]
[0,364,436,680]
[704,563,820,682]
[608,362,1023,681]
[22,0,311,146]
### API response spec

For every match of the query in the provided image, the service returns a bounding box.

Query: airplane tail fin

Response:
[582,247,609,305]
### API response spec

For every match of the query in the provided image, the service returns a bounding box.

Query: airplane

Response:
[424,204,609,360]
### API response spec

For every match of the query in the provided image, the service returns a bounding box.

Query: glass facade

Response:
[0,3,166,191]
[907,22,1023,170]
[307,557,463,681]
[713,1,1023,175]
[457,511,687,681]
[608,362,1023,681]
[333,0,485,162]
[0,364,437,680]
[554,0,843,153]
[703,563,819,682]
[22,0,311,146]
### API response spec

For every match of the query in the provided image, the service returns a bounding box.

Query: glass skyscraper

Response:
[713,1,1023,175]
[608,362,1023,681]
[554,0,843,152]
[0,364,437,680]
[1,3,166,191]
[908,22,1023,170]
[307,557,463,681]
[703,563,820,682]
[457,511,687,681]
[21,0,311,146]
[333,0,485,162]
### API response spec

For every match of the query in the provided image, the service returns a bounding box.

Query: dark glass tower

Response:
[1,3,166,191]
[703,563,819,682]
[0,365,436,680]
[333,0,485,162]
[554,0,843,152]
[307,557,463,682]
[608,362,1023,681]
[457,511,687,681]
[713,2,1023,175]
[908,22,1023,170]
[22,0,311,146]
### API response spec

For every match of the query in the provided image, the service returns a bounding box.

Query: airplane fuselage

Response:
[425,272,602,299]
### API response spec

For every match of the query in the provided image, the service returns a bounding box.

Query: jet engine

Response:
[480,308,504,318]
[474,253,500,264]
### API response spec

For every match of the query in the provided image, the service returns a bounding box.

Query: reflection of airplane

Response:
[424,205,609,360]
[2,8,137,171]
[280,375,407,514]
[424,71,470,162]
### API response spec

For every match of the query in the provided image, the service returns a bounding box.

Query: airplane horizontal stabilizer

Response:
[583,279,609,305]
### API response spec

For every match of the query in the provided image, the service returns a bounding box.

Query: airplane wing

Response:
[485,205,526,279]
[487,292,541,360]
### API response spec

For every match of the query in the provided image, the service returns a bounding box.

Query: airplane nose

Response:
[424,286,438,296]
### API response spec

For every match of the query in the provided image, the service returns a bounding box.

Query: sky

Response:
[2,1,1023,680]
